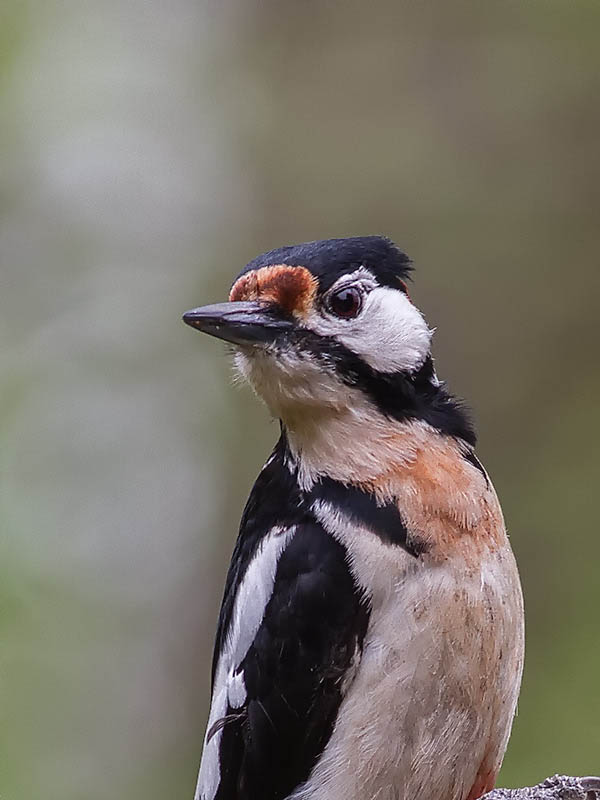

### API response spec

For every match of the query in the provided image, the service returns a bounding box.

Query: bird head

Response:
[184,236,474,449]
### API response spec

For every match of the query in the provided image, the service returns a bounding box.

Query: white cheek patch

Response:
[309,287,433,374]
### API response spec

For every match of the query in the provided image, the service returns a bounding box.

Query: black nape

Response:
[406,356,476,446]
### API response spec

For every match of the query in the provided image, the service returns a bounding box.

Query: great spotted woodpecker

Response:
[183,236,524,800]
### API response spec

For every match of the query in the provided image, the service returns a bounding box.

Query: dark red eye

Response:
[327,286,363,319]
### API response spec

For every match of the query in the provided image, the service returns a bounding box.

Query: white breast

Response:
[291,505,524,800]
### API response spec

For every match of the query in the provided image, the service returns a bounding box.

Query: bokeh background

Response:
[2,2,599,798]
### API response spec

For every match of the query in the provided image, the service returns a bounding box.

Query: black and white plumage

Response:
[184,237,524,800]
[200,430,432,800]
[200,436,372,800]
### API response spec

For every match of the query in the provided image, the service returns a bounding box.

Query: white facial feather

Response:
[306,284,433,374]
[234,347,357,426]
[234,277,433,429]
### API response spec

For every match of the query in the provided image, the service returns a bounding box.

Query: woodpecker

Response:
[183,236,525,800]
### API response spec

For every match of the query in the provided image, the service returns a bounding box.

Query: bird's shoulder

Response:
[211,437,303,683]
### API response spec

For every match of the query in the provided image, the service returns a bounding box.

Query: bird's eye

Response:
[327,286,363,319]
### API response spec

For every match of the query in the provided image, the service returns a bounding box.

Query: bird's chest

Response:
[356,540,522,722]
[291,533,524,800]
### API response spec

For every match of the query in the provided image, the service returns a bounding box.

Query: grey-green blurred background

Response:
[2,2,599,798]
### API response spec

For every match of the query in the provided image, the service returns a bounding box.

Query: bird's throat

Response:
[283,408,432,491]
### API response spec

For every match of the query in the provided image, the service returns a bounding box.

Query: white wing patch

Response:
[195,526,296,800]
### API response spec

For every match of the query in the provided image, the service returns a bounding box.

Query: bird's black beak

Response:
[182,301,294,346]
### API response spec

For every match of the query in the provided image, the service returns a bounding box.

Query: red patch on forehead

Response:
[229,265,317,316]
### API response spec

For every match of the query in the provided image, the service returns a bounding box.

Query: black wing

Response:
[216,522,368,800]
[210,437,305,689]
[213,521,369,800]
